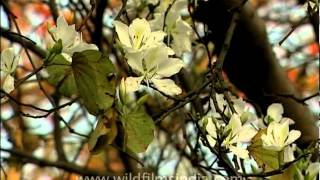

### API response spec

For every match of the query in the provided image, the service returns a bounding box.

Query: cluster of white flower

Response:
[149,0,192,56]
[114,0,192,96]
[113,0,192,95]
[1,15,97,95]
[114,19,186,96]
[203,94,301,162]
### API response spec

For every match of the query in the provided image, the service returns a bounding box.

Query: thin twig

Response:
[214,11,240,71]
[162,0,177,31]
[264,91,319,105]
[0,164,7,180]
[0,27,47,58]
[77,0,96,31]
[242,153,310,178]
[278,6,318,46]
[114,0,128,21]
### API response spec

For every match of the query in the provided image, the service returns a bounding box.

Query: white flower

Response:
[283,144,296,163]
[126,0,159,17]
[123,46,184,96]
[265,103,295,124]
[203,116,218,147]
[261,120,301,151]
[1,48,20,93]
[113,18,167,54]
[48,15,98,62]
[306,162,320,179]
[150,0,192,55]
[222,114,257,159]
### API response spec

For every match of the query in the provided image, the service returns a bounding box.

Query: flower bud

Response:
[119,77,127,105]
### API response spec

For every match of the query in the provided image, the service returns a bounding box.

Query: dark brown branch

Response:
[214,11,240,71]
[153,76,212,123]
[242,153,310,178]
[0,164,7,180]
[49,0,59,22]
[15,65,44,88]
[278,15,309,45]
[162,0,177,31]
[1,90,50,112]
[53,112,67,161]
[264,92,319,105]
[19,98,78,118]
[0,28,47,58]
[77,0,96,31]
[92,0,108,48]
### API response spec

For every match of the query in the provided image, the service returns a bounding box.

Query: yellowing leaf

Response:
[248,129,280,171]
[88,111,118,154]
[270,164,296,180]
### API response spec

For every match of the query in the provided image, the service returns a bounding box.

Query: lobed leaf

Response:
[122,103,155,153]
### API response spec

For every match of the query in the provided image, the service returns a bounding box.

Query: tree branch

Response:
[49,0,59,22]
[0,27,47,58]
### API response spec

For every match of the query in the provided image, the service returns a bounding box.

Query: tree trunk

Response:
[195,0,318,146]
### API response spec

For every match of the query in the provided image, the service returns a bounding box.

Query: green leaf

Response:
[122,105,155,153]
[46,54,77,97]
[49,39,63,54]
[88,112,118,154]
[72,50,116,115]
[136,94,149,106]
[46,50,116,115]
[248,129,280,171]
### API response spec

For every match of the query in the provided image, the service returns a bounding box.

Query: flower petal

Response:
[156,58,184,78]
[267,103,283,122]
[280,117,295,125]
[144,31,166,48]
[306,162,320,178]
[128,18,151,50]
[50,15,77,47]
[226,113,242,133]
[278,121,289,147]
[151,78,182,96]
[1,48,19,73]
[215,93,226,112]
[149,13,164,31]
[206,117,217,138]
[113,20,132,48]
[67,41,98,54]
[238,125,257,143]
[2,74,15,93]
[229,145,249,159]
[206,135,216,148]
[124,76,143,93]
[285,130,301,146]
[283,144,296,163]
[143,46,168,71]
[61,53,72,62]
[127,52,144,73]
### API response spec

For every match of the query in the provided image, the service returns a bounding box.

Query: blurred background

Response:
[0,0,318,179]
